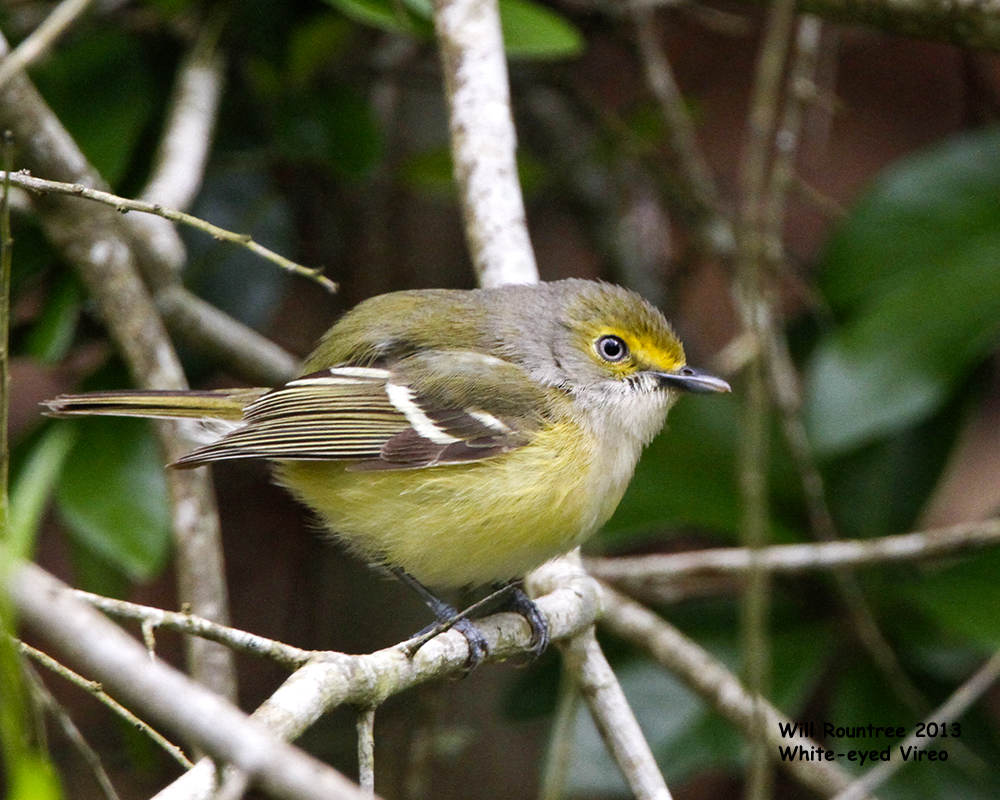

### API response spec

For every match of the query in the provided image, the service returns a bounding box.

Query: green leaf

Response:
[8,423,77,561]
[498,0,583,60]
[55,418,171,581]
[806,128,1000,455]
[500,0,583,59]
[287,16,353,85]
[26,272,83,364]
[319,0,582,58]
[276,86,382,178]
[320,0,432,37]
[7,755,63,800]
[903,550,1000,648]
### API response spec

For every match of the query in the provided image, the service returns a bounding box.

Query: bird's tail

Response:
[42,388,268,422]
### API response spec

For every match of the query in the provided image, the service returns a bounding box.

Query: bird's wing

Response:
[175,352,552,470]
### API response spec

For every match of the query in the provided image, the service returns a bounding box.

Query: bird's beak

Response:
[656,366,731,394]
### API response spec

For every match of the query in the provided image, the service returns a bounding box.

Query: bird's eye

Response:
[596,335,629,362]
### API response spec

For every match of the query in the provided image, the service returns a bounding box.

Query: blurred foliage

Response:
[806,127,1000,455]
[54,416,172,585]
[2,0,1000,797]
[29,29,163,187]
[582,126,1000,797]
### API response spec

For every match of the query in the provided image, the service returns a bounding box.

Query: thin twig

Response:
[22,663,122,800]
[762,15,822,268]
[758,12,931,719]
[155,286,298,385]
[73,590,313,670]
[12,554,600,800]
[735,0,800,794]
[19,641,194,769]
[11,562,380,800]
[0,0,98,92]
[633,10,733,255]
[564,0,1000,52]
[1,170,336,293]
[539,657,581,800]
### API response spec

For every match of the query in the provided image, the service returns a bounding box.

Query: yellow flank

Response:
[276,418,621,588]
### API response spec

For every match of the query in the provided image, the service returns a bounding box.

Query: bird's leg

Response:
[454,579,549,658]
[394,571,550,666]
[392,567,491,669]
[495,581,549,659]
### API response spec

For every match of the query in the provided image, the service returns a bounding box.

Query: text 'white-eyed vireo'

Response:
[46,279,730,664]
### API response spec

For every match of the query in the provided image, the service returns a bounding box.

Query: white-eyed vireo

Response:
[46,279,729,662]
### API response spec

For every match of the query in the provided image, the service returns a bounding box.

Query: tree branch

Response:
[138,555,602,800]
[431,0,539,287]
[633,10,733,255]
[560,626,674,800]
[1,171,335,293]
[19,641,194,769]
[8,560,377,800]
[587,518,1000,589]
[0,32,236,699]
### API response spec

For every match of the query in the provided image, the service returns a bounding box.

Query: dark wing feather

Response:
[174,355,551,470]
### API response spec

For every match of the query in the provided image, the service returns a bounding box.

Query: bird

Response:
[44,279,730,665]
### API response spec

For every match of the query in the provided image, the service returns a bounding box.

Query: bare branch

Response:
[587,519,1000,588]
[72,590,312,670]
[155,286,298,385]
[734,0,800,791]
[633,11,733,255]
[19,641,194,769]
[21,663,122,800]
[539,663,581,800]
[562,0,1000,53]
[431,0,539,287]
[8,560,377,800]
[1,171,336,293]
[357,707,376,795]
[560,626,674,800]
[152,554,602,800]
[0,33,236,698]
